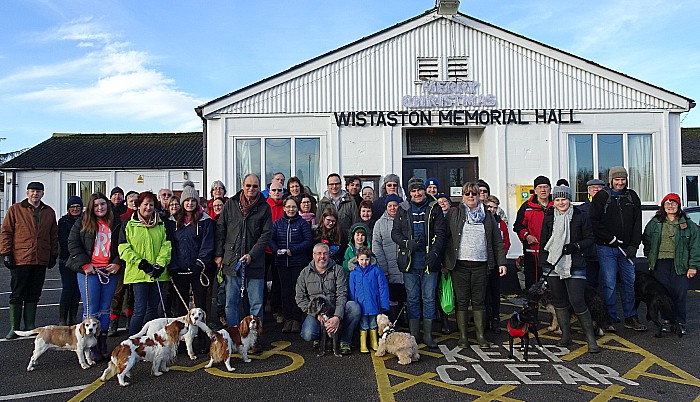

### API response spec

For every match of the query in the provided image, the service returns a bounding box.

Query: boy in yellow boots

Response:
[348,247,390,353]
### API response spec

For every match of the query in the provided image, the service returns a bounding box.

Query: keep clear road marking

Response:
[0,385,88,401]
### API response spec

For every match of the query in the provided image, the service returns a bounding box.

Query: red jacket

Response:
[265,197,285,254]
[205,197,229,218]
[513,196,552,252]
[496,218,511,254]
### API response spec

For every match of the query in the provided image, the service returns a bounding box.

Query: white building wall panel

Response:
[217,19,678,116]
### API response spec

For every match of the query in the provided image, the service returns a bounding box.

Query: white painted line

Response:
[0,288,62,295]
[0,302,82,310]
[44,278,62,281]
[0,385,87,400]
[0,336,35,342]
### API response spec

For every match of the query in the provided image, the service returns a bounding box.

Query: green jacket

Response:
[118,214,172,284]
[642,215,700,275]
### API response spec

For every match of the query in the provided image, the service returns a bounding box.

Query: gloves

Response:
[152,263,165,279]
[425,252,439,268]
[3,255,15,270]
[624,247,637,259]
[193,259,206,274]
[48,257,57,269]
[138,259,154,275]
[415,234,426,249]
[562,243,579,255]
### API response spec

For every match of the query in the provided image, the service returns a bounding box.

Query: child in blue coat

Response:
[348,247,390,353]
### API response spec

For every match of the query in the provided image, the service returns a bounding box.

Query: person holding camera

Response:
[118,191,172,335]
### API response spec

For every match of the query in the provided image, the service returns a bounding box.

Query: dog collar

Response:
[381,325,395,340]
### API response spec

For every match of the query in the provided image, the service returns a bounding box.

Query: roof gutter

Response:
[195,106,208,197]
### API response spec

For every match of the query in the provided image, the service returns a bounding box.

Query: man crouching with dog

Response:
[539,185,600,353]
[295,243,360,355]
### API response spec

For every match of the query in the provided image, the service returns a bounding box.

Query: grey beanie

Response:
[551,185,572,201]
[181,180,199,202]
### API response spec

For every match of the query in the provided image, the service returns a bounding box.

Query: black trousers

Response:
[485,267,501,321]
[277,264,305,321]
[452,260,487,312]
[524,252,542,291]
[171,272,208,316]
[10,265,46,304]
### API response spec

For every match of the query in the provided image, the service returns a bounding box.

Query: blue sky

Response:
[1,0,699,153]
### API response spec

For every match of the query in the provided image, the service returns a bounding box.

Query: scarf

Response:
[138,211,158,228]
[464,201,486,224]
[239,192,260,217]
[544,206,573,278]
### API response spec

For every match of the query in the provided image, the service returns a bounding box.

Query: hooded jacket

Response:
[295,258,347,318]
[371,174,405,219]
[391,198,447,273]
[215,190,272,279]
[348,262,390,316]
[317,190,358,245]
[342,223,371,276]
[270,213,313,269]
[372,210,403,284]
[67,216,124,273]
[513,195,553,252]
[168,212,215,274]
[118,213,172,284]
[0,199,58,266]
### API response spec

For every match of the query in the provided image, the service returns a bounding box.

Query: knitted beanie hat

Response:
[661,193,681,206]
[67,195,83,208]
[425,178,439,189]
[110,186,124,196]
[407,176,426,191]
[181,181,199,203]
[551,185,572,201]
[533,175,551,188]
[385,194,402,205]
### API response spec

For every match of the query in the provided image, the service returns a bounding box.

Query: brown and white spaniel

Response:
[16,317,101,371]
[101,320,187,387]
[205,315,262,371]
[130,307,211,360]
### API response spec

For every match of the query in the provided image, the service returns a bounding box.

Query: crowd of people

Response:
[1,166,697,361]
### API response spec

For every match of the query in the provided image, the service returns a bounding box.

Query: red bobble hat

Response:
[661,193,681,206]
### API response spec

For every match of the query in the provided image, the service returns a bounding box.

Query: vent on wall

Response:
[417,57,439,81]
[447,56,469,80]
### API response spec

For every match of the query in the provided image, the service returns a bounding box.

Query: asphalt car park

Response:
[1,265,699,402]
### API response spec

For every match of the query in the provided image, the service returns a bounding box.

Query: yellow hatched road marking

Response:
[580,384,656,402]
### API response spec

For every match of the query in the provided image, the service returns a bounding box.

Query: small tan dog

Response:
[16,317,101,371]
[375,314,419,365]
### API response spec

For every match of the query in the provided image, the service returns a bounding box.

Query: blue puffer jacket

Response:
[270,213,313,269]
[348,263,390,316]
[169,213,215,273]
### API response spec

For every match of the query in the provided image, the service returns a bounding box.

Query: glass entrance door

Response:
[402,158,478,202]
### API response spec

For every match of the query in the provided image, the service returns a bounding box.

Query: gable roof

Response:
[197,7,694,117]
[682,127,700,165]
[1,132,203,171]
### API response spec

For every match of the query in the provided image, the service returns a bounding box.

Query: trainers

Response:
[679,323,687,336]
[604,324,617,333]
[624,316,648,332]
[340,341,352,355]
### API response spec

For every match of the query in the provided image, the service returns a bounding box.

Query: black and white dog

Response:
[308,296,341,357]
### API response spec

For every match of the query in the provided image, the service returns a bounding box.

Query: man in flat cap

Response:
[1,182,58,339]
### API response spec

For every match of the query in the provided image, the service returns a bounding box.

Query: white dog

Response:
[130,307,211,360]
[16,317,101,371]
[101,320,187,387]
[375,314,420,365]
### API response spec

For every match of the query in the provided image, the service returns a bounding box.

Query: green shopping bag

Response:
[440,272,455,314]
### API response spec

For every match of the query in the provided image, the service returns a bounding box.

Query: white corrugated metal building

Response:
[196,4,694,257]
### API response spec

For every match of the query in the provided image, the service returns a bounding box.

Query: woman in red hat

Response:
[642,193,700,335]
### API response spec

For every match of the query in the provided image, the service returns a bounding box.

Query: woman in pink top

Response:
[68,192,124,362]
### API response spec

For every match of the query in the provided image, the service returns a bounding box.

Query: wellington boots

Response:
[97,333,109,361]
[408,319,421,343]
[369,329,379,351]
[473,310,491,348]
[555,308,572,347]
[58,303,69,326]
[108,319,119,337]
[576,309,601,354]
[23,302,38,331]
[6,304,22,339]
[440,310,451,334]
[456,310,470,348]
[360,330,369,353]
[422,319,438,349]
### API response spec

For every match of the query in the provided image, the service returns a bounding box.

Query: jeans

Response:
[300,301,361,344]
[360,315,378,330]
[224,274,264,327]
[653,259,689,324]
[403,268,439,320]
[130,282,163,335]
[77,272,118,331]
[597,245,636,320]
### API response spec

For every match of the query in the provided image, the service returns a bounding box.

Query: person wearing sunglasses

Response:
[372,173,405,218]
[444,182,507,348]
[215,173,272,353]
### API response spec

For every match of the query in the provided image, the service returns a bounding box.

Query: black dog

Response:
[634,271,680,338]
[308,296,341,357]
[507,295,543,362]
[584,285,614,336]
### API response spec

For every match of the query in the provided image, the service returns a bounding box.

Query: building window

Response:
[447,56,469,80]
[235,137,320,195]
[70,180,106,205]
[568,133,654,202]
[406,128,468,155]
[687,176,698,207]
[417,57,439,81]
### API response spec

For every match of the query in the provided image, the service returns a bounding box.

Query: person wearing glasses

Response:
[299,194,317,225]
[57,196,84,326]
[444,183,507,348]
[513,176,553,291]
[478,179,508,225]
[265,181,286,325]
[156,188,173,220]
[372,173,405,219]
[206,180,228,218]
[392,177,447,349]
[215,173,272,351]
[317,173,358,248]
